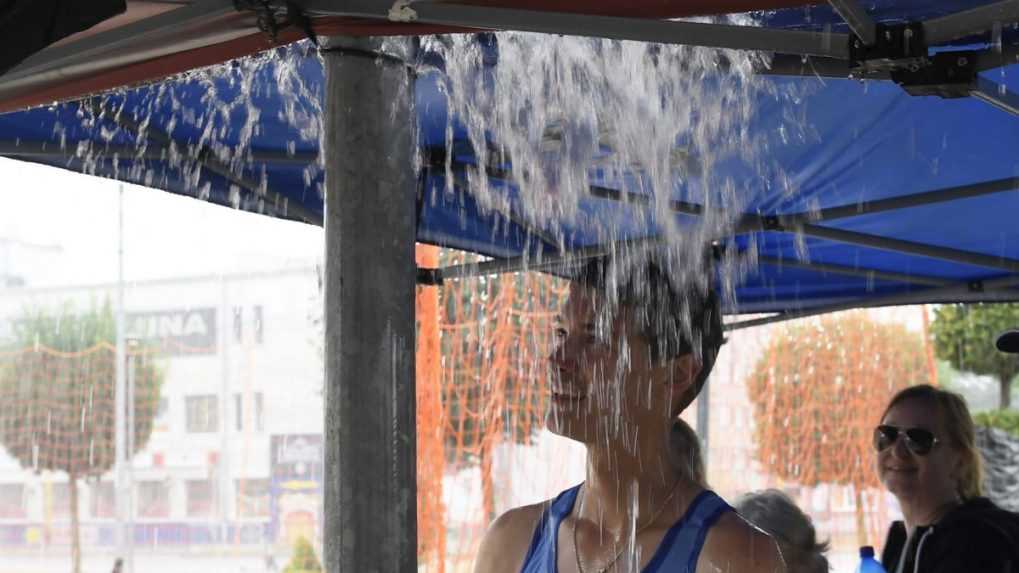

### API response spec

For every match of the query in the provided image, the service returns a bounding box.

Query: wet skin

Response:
[473,284,785,573]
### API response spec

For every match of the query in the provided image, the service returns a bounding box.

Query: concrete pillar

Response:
[322,36,418,573]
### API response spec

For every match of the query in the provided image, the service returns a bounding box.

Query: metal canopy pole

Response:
[726,274,1019,331]
[88,100,324,226]
[299,0,850,58]
[322,35,417,573]
[779,176,1019,225]
[755,255,953,287]
[923,0,1019,45]
[972,76,1019,117]
[0,141,318,165]
[114,185,129,572]
[795,223,1019,274]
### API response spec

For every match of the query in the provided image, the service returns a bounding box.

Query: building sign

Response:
[126,308,217,355]
[270,434,323,544]
[271,434,323,485]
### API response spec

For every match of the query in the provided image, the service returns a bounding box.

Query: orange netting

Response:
[416,246,569,571]
[0,255,948,569]
[745,310,933,546]
[0,343,162,480]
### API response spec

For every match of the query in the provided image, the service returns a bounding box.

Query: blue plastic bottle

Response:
[856,546,887,573]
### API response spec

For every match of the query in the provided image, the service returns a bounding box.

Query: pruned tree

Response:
[746,312,930,546]
[931,303,1019,409]
[0,300,163,573]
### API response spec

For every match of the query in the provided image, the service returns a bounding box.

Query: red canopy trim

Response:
[0,0,817,114]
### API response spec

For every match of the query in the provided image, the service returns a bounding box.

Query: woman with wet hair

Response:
[735,490,830,573]
[473,255,786,573]
[876,384,1019,573]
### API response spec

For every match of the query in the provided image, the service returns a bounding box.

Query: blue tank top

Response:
[519,485,732,573]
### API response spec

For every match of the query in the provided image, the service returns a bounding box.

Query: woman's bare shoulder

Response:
[472,501,550,573]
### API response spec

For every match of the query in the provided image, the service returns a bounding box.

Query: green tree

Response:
[0,300,163,573]
[931,303,1019,409]
[747,312,930,546]
[283,535,323,573]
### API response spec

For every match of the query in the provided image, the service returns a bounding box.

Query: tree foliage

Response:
[975,410,1019,437]
[0,300,163,573]
[0,300,163,474]
[931,303,1019,409]
[746,313,930,544]
[283,536,323,573]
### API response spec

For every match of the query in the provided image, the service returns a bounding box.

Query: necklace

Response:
[571,480,683,573]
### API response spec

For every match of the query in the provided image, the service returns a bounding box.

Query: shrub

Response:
[283,536,322,573]
[975,410,1019,438]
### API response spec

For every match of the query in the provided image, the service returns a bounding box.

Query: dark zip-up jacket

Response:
[881,498,1019,573]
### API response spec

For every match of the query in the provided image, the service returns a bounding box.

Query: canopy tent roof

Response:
[2,1,1019,325]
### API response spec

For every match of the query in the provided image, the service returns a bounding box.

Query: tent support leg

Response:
[322,35,418,573]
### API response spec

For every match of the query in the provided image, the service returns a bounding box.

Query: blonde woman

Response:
[876,385,1019,573]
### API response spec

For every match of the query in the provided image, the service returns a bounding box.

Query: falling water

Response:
[29,19,812,571]
[420,21,800,572]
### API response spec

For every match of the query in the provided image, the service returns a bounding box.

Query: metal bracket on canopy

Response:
[848,22,926,76]
[972,75,1019,116]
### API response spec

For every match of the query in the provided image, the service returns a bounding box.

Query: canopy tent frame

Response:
[0,0,242,91]
[6,3,1019,573]
[727,273,1019,330]
[84,96,324,226]
[423,172,1019,280]
[4,0,1019,114]
[827,0,878,46]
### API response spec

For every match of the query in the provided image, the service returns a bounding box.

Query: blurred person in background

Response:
[736,490,830,573]
[473,256,786,573]
[876,384,1019,573]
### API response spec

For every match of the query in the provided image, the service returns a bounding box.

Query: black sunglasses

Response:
[873,425,940,456]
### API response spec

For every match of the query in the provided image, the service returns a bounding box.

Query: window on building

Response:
[0,484,25,518]
[137,481,171,518]
[186,395,219,433]
[154,397,170,432]
[235,479,270,518]
[90,481,115,519]
[235,392,265,432]
[50,482,71,518]
[253,305,264,344]
[233,306,243,343]
[186,480,216,518]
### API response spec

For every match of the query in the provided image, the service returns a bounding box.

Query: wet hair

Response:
[881,384,983,500]
[735,490,830,573]
[573,255,725,410]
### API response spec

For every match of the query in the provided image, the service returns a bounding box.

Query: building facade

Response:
[0,267,325,550]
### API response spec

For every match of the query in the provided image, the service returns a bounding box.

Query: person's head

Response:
[668,418,706,485]
[875,384,983,505]
[546,254,724,448]
[735,490,829,573]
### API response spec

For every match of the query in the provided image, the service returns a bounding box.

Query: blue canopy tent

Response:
[2,4,1019,322]
[2,1,1019,571]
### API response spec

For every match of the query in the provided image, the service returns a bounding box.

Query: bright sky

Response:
[0,157,323,288]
